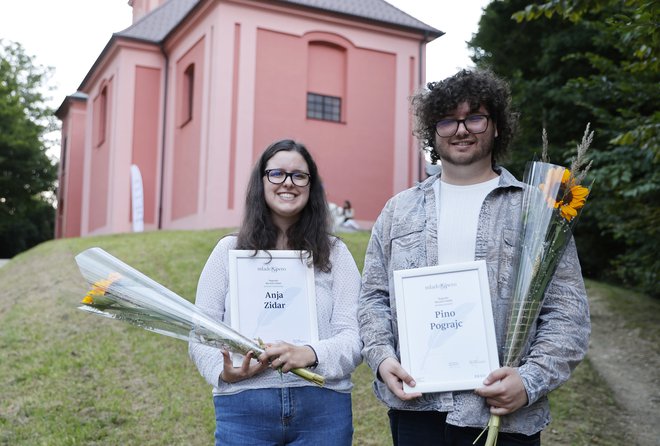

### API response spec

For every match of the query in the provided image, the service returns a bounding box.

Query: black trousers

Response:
[388,409,541,446]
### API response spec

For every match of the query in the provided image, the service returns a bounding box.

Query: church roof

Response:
[115,0,443,44]
[116,0,201,43]
[274,0,442,37]
[77,0,442,91]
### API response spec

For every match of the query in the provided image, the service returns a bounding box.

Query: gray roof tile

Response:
[116,0,201,43]
[115,0,442,44]
[276,0,442,36]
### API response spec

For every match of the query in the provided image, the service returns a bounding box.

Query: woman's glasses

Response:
[264,169,311,187]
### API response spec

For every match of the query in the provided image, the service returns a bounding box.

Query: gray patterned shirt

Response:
[358,166,590,435]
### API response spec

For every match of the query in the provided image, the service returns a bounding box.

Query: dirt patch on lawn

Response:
[586,284,660,446]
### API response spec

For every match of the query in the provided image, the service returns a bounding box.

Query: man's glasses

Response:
[435,114,490,137]
[264,169,311,187]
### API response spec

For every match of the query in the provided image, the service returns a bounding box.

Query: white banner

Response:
[130,164,144,233]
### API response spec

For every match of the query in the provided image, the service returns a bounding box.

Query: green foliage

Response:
[511,0,608,22]
[470,0,659,296]
[0,39,58,258]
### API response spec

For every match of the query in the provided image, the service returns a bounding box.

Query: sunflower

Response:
[555,169,589,221]
[81,272,122,304]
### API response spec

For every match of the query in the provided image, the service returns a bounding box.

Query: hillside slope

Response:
[1,230,656,445]
[0,231,230,445]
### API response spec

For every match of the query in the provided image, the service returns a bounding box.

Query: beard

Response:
[435,136,494,167]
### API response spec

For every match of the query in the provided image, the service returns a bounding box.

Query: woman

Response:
[340,199,360,230]
[189,139,362,446]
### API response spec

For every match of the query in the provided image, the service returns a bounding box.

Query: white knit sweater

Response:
[189,235,362,395]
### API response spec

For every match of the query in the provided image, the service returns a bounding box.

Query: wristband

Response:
[306,345,319,369]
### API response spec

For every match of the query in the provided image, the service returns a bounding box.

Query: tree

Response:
[470,0,615,276]
[515,0,659,297]
[0,40,58,258]
[470,1,659,296]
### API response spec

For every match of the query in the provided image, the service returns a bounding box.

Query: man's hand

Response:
[474,367,528,415]
[378,357,422,401]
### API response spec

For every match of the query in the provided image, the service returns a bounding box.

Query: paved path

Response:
[0,259,9,268]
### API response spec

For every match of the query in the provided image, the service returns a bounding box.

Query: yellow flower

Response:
[81,272,122,305]
[556,184,589,221]
[539,168,590,221]
[554,169,589,221]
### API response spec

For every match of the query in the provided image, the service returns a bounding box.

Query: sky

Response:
[0,0,490,113]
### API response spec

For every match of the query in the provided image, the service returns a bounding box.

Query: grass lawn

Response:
[0,229,635,445]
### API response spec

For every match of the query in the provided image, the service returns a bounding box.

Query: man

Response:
[358,69,590,446]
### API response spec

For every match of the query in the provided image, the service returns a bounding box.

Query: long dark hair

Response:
[412,68,518,165]
[236,139,333,272]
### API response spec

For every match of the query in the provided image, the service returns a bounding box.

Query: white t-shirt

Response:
[434,176,499,264]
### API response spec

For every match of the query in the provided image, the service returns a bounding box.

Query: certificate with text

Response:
[394,260,499,393]
[228,250,318,346]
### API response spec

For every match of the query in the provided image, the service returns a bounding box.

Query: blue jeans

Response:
[213,387,353,446]
[388,409,541,446]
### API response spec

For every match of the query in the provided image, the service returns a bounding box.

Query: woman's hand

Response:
[258,342,317,373]
[219,349,269,384]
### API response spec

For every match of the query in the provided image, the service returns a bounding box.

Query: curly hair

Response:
[411,68,518,165]
[236,139,333,272]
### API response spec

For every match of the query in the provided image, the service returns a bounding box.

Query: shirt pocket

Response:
[390,219,426,271]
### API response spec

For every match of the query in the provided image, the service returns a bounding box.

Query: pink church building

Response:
[55,0,442,238]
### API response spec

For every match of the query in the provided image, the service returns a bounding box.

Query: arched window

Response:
[306,41,346,122]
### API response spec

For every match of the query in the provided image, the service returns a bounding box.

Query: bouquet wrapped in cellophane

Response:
[75,247,324,386]
[476,126,593,445]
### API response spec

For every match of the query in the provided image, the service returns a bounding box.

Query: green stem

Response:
[291,367,325,386]
[474,414,500,445]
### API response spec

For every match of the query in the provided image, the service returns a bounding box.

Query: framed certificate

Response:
[394,260,499,393]
[228,250,318,345]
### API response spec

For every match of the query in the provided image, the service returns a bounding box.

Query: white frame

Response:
[228,250,318,345]
[394,260,499,393]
